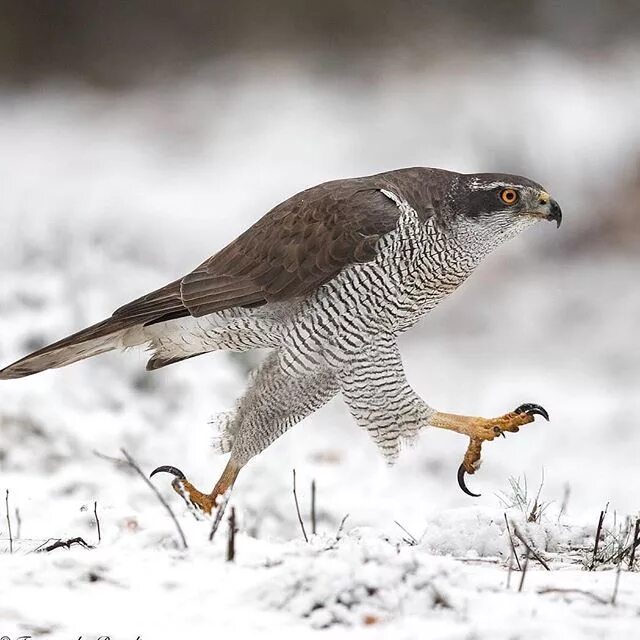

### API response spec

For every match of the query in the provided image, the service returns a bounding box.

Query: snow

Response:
[1,521,639,638]
[1,50,640,637]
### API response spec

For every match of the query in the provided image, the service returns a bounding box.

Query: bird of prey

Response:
[0,167,562,510]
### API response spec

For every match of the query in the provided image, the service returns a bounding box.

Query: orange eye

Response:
[500,188,519,205]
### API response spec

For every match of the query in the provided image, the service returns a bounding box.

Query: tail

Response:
[0,277,191,380]
[0,316,147,380]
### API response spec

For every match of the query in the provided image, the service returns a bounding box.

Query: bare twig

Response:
[537,587,608,605]
[292,469,308,543]
[93,449,130,467]
[227,506,237,562]
[503,514,522,571]
[590,507,607,570]
[31,538,59,553]
[630,519,640,570]
[311,480,317,536]
[94,501,101,544]
[322,514,350,551]
[39,537,94,553]
[513,525,550,571]
[208,491,230,541]
[14,507,21,540]
[506,545,513,589]
[120,448,188,550]
[336,514,349,541]
[394,520,418,546]
[518,553,530,592]
[5,490,13,554]
[611,560,622,605]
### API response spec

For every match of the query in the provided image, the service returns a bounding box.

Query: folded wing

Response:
[0,181,402,379]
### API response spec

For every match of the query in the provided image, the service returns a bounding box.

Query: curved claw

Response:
[457,463,481,498]
[150,465,186,480]
[514,403,549,421]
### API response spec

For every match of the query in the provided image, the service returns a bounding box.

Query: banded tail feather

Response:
[0,316,146,379]
[0,279,190,380]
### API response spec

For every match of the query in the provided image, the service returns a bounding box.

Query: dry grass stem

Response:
[558,484,571,520]
[227,506,237,562]
[292,469,308,543]
[311,480,317,536]
[120,448,188,550]
[94,501,101,544]
[336,514,349,541]
[5,490,13,554]
[629,519,640,570]
[518,554,530,593]
[506,545,513,589]
[611,561,622,605]
[590,507,607,570]
[513,525,550,571]
[38,537,94,553]
[503,513,522,571]
[14,507,21,540]
[394,520,418,546]
[208,491,230,541]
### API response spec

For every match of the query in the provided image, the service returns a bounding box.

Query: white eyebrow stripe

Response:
[469,180,516,190]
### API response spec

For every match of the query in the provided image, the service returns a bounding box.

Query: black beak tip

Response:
[550,199,562,229]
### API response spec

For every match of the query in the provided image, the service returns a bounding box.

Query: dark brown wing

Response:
[115,181,403,321]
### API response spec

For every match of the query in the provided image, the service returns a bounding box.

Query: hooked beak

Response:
[527,192,562,228]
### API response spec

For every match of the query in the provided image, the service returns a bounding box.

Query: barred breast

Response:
[277,202,495,376]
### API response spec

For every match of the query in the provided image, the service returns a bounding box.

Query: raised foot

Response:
[150,458,241,518]
[457,402,550,498]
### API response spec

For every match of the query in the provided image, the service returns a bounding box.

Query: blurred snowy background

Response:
[0,1,639,637]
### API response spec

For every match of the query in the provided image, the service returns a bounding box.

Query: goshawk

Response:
[0,167,562,508]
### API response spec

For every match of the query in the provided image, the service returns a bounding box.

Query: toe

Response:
[514,403,550,421]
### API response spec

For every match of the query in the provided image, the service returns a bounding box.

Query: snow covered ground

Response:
[1,51,639,637]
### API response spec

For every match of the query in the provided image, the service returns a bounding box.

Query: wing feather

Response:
[113,170,438,323]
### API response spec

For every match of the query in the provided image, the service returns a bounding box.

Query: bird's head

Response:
[447,172,562,239]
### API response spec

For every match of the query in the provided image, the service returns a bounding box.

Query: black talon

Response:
[150,465,186,480]
[493,426,505,438]
[457,463,481,498]
[514,403,549,421]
